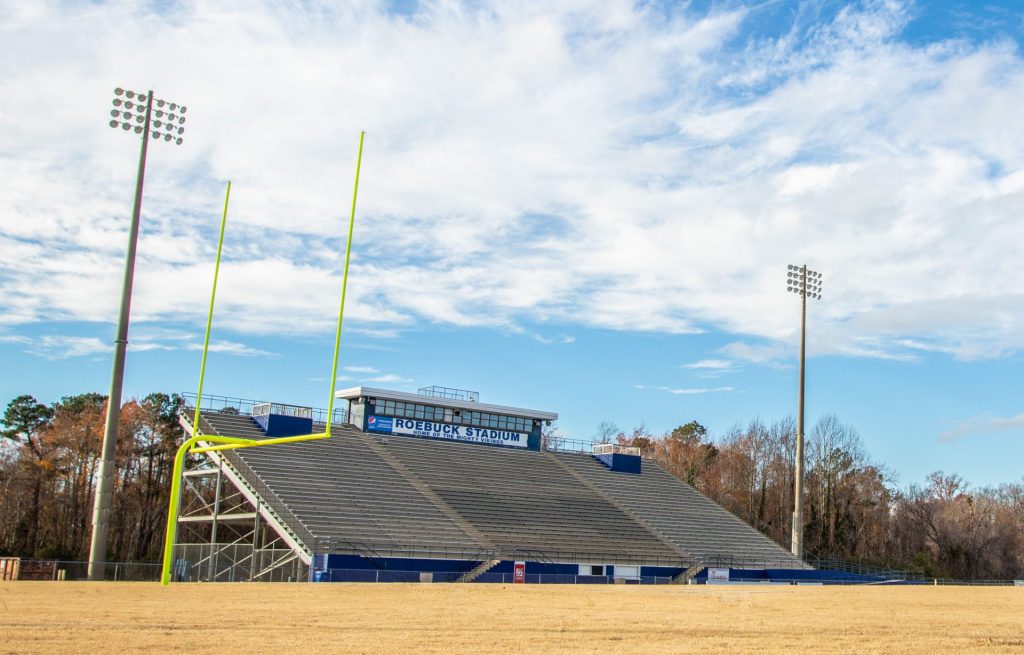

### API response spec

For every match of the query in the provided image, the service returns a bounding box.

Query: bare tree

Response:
[592,421,620,444]
[540,421,565,451]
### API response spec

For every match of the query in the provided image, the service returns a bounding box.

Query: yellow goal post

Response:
[160,131,365,585]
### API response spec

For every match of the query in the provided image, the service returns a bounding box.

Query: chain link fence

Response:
[0,559,162,582]
[2,558,1019,585]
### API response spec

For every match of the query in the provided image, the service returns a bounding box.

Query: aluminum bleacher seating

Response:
[196,411,805,569]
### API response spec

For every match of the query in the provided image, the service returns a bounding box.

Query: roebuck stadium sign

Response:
[366,415,528,448]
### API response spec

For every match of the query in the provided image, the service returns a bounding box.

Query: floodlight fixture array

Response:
[786,264,823,300]
[109,87,187,144]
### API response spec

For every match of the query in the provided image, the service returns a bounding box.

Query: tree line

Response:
[0,393,183,562]
[606,416,1024,580]
[1,391,1022,579]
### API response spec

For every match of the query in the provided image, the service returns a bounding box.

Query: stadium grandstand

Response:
[171,385,823,584]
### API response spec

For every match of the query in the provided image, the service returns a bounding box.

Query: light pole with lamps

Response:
[87,87,187,580]
[786,264,822,559]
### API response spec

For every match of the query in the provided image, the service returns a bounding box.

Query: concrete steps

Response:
[458,559,502,583]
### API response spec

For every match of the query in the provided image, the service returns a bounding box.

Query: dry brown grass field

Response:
[1,582,1021,654]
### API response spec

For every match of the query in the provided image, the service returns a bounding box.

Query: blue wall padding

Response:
[489,561,579,575]
[254,413,313,437]
[694,568,889,583]
[324,554,479,572]
[314,556,685,583]
[312,557,893,584]
[319,557,683,577]
[641,565,683,578]
[594,453,642,474]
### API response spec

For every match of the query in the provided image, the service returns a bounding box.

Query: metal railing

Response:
[173,545,308,583]
[311,542,864,573]
[2,557,1016,585]
[542,437,595,454]
[543,438,665,458]
[181,392,264,416]
[592,444,641,456]
[311,407,349,427]
[253,402,313,419]
[417,386,480,402]
[310,538,694,568]
[180,393,346,426]
[807,556,927,581]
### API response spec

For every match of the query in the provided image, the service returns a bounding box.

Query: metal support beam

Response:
[177,415,312,564]
[178,513,258,523]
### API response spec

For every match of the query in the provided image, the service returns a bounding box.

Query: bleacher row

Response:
[557,452,806,567]
[196,411,806,569]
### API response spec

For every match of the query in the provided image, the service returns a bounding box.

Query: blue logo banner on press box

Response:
[367,415,394,432]
[367,415,528,448]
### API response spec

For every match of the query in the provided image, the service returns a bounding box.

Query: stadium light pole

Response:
[786,264,822,559]
[87,87,187,581]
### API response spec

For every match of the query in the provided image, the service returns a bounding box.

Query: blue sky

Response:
[1,0,1023,487]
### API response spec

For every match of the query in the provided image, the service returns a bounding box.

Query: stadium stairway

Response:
[672,562,707,584]
[456,558,502,583]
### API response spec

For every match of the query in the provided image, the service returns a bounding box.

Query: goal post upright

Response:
[324,129,364,436]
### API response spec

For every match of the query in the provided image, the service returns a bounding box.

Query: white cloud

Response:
[938,413,1024,443]
[719,342,791,366]
[185,340,276,357]
[10,330,272,359]
[681,359,732,370]
[636,384,734,395]
[2,2,1023,362]
[343,365,379,373]
[534,334,576,345]
[367,374,414,384]
[659,386,735,395]
[26,336,108,360]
